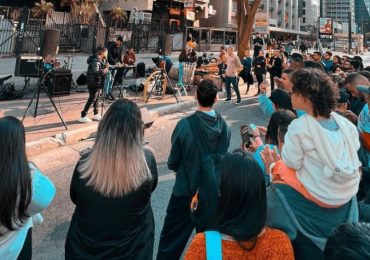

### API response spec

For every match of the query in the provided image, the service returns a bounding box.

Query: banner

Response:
[254,12,269,34]
[319,17,333,39]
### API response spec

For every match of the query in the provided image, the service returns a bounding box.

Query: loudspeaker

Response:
[40,29,60,57]
[76,72,87,85]
[14,56,43,77]
[140,107,154,129]
[47,69,72,97]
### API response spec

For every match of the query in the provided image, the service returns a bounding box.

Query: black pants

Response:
[81,88,100,117]
[17,228,32,260]
[270,74,277,91]
[114,67,124,85]
[256,74,264,94]
[157,194,200,260]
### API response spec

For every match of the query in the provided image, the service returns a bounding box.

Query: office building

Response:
[323,0,356,32]
[300,0,320,31]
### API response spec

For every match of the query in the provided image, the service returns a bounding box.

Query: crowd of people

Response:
[2,35,370,260]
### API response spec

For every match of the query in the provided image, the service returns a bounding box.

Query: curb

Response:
[26,138,64,157]
[149,99,197,118]
[26,99,197,157]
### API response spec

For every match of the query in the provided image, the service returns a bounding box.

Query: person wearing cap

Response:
[335,89,358,125]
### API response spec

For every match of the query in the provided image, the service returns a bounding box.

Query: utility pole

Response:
[348,11,352,54]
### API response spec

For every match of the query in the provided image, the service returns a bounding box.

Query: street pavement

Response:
[29,94,269,260]
[2,49,370,259]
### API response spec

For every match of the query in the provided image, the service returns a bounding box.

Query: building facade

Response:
[300,0,320,31]
[323,0,356,33]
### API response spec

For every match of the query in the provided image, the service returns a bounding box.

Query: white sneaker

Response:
[92,114,102,121]
[79,116,92,123]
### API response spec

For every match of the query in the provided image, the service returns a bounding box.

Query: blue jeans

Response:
[104,69,116,95]
[225,76,241,101]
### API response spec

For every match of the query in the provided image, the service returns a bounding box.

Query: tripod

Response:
[145,68,179,103]
[22,70,68,130]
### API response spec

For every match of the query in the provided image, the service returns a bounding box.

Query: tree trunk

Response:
[237,0,262,58]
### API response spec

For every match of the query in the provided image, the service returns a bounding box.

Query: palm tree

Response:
[110,6,127,28]
[32,0,54,18]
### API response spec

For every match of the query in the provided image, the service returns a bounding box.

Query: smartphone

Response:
[249,123,257,132]
[240,125,251,147]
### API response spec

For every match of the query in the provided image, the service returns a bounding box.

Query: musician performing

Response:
[79,46,109,123]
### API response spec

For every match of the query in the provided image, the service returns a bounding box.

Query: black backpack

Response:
[0,82,16,100]
[186,113,228,230]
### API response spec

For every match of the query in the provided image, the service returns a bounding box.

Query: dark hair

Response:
[324,223,370,260]
[116,35,123,42]
[325,51,333,57]
[282,68,295,75]
[96,45,106,55]
[333,55,342,65]
[364,66,370,72]
[332,64,343,72]
[278,120,292,145]
[269,89,294,112]
[196,80,218,107]
[345,72,367,85]
[353,55,363,63]
[291,53,303,60]
[337,89,349,104]
[266,109,297,145]
[304,61,325,71]
[314,51,322,56]
[290,58,304,69]
[351,60,361,70]
[216,152,266,246]
[291,69,337,118]
[0,117,31,234]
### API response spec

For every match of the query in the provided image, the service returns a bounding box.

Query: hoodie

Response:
[86,55,105,89]
[168,111,231,197]
[282,112,361,206]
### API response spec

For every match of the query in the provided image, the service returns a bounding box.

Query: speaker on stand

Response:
[40,29,60,57]
[22,28,68,130]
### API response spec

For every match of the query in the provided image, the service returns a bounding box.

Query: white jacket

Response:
[282,112,361,206]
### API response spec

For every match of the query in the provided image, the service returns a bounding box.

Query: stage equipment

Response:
[14,56,43,77]
[47,69,72,97]
[40,29,61,57]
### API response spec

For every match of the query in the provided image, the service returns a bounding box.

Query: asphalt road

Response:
[30,95,269,259]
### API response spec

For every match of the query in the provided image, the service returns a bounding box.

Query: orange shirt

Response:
[185,228,294,260]
[271,160,341,208]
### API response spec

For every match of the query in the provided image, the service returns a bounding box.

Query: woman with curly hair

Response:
[281,69,361,207]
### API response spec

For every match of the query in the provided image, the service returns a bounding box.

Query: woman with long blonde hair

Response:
[65,99,158,259]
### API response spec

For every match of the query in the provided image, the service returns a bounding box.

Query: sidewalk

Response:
[0,85,197,157]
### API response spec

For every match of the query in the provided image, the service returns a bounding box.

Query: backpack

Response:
[0,82,16,100]
[186,113,228,230]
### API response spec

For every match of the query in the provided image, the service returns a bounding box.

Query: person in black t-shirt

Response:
[267,49,283,91]
[107,36,124,85]
[253,33,264,59]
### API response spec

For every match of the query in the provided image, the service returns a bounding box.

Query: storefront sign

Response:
[169,8,181,16]
[254,12,269,34]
